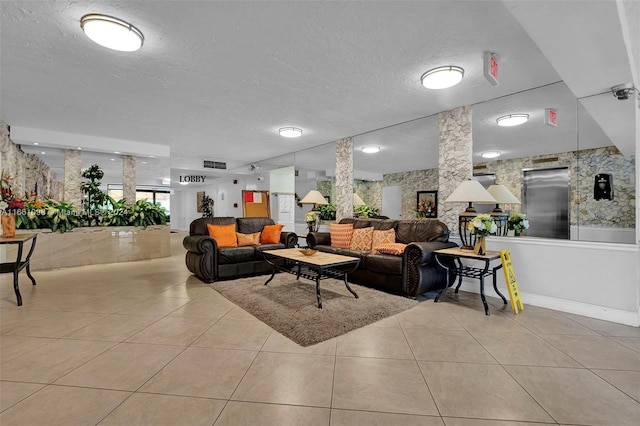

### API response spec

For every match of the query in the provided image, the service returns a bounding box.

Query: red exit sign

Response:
[545,108,558,127]
[484,52,499,86]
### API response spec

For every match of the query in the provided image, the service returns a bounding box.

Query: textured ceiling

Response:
[0,1,634,184]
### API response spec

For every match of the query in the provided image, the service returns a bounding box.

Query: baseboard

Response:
[455,280,640,327]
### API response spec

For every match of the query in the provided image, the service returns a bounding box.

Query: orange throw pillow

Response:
[260,224,284,244]
[372,228,395,250]
[207,223,237,248]
[350,227,374,251]
[236,232,261,247]
[375,242,407,256]
[330,223,354,248]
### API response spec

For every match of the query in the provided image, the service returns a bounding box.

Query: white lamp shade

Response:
[444,180,497,204]
[300,190,328,205]
[487,184,521,204]
[353,193,366,207]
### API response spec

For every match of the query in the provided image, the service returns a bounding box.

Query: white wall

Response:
[171,175,269,231]
[451,236,640,326]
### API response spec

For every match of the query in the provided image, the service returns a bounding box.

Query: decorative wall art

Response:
[416,190,438,218]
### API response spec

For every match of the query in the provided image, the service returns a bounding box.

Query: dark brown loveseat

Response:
[306,218,457,298]
[183,217,297,283]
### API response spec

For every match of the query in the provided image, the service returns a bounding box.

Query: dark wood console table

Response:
[0,233,37,306]
[434,247,507,315]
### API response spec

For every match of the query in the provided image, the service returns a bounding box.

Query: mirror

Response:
[352,115,439,220]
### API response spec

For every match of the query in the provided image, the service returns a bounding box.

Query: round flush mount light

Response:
[278,127,303,138]
[80,14,144,52]
[421,66,464,89]
[497,114,529,127]
[361,145,381,154]
[481,151,501,159]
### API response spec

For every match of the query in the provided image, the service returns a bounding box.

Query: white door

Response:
[382,186,402,219]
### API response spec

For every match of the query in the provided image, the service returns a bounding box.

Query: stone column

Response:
[335,138,354,222]
[438,105,473,234]
[64,149,83,211]
[123,155,136,205]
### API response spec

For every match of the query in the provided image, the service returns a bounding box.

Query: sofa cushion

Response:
[207,223,238,248]
[372,228,395,250]
[218,246,255,264]
[237,217,275,234]
[375,242,407,255]
[339,218,371,229]
[330,223,354,248]
[350,227,373,251]
[237,232,261,247]
[261,224,284,244]
[366,253,403,275]
[190,217,236,236]
[396,219,449,243]
[368,218,398,231]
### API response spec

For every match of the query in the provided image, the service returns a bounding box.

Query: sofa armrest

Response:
[307,232,331,248]
[183,235,217,283]
[183,234,217,253]
[406,241,458,265]
[280,231,298,248]
[403,241,458,297]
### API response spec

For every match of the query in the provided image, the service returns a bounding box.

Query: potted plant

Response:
[508,213,530,236]
[468,214,497,255]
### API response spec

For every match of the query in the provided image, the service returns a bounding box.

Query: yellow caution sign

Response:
[500,250,524,314]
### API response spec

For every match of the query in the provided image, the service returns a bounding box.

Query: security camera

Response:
[257,176,264,181]
[611,84,635,100]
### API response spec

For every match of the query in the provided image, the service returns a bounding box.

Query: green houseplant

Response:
[81,164,108,226]
[127,199,168,227]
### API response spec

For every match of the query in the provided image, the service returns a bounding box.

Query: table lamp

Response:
[299,190,328,232]
[487,184,521,236]
[444,180,497,249]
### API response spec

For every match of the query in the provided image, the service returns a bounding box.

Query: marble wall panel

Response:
[335,138,353,221]
[438,105,473,233]
[123,155,136,205]
[64,149,82,210]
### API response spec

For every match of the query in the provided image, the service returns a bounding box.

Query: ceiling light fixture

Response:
[496,114,529,127]
[278,127,303,138]
[361,145,380,154]
[80,14,144,52]
[420,66,464,89]
[481,151,501,159]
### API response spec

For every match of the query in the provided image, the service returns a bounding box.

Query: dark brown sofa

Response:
[183,217,297,283]
[306,218,458,298]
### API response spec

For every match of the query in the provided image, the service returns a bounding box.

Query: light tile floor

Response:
[1,232,638,425]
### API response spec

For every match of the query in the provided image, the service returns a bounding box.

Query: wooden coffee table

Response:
[262,248,360,308]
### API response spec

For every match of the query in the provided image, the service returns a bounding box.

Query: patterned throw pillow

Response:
[350,227,374,251]
[260,224,284,244]
[207,223,238,248]
[236,232,261,247]
[330,223,354,248]
[375,242,407,256]
[372,228,395,250]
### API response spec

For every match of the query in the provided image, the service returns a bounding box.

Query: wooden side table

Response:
[0,233,37,306]
[434,247,507,315]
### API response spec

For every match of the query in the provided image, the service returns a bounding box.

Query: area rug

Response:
[211,274,419,346]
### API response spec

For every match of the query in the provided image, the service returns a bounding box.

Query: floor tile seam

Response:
[226,396,332,410]
[0,382,50,415]
[533,334,589,368]
[589,369,640,404]
[498,363,560,424]
[225,349,272,403]
[412,358,443,418]
[183,315,244,349]
[0,337,58,362]
[440,414,559,424]
[330,407,443,418]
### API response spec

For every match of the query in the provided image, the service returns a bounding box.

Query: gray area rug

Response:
[211,273,419,346]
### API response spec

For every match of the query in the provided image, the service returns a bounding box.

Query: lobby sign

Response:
[180,175,206,183]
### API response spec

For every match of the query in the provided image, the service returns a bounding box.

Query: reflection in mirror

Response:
[472,81,635,244]
[352,116,439,220]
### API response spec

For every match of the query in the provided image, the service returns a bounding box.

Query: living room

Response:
[1,1,639,425]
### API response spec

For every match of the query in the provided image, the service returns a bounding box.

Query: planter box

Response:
[4,225,170,271]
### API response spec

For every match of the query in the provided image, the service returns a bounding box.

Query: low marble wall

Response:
[2,225,170,271]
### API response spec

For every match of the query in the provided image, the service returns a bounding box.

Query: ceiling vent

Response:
[203,160,227,170]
